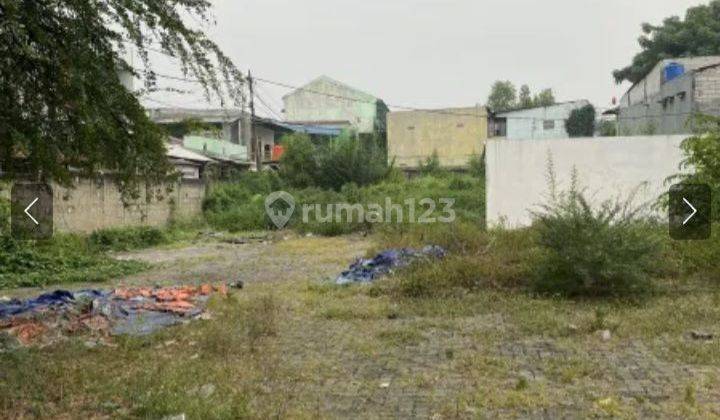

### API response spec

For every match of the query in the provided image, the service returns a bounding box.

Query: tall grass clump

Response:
[279,131,389,191]
[531,171,661,297]
[88,226,168,251]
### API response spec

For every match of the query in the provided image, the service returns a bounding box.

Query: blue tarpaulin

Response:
[335,245,446,285]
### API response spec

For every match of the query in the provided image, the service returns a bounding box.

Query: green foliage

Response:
[598,120,617,137]
[0,183,9,236]
[487,81,555,111]
[279,131,388,190]
[202,174,277,232]
[203,173,485,236]
[376,222,534,298]
[531,176,661,297]
[518,85,533,109]
[533,89,556,108]
[565,105,596,137]
[88,226,168,252]
[0,235,147,289]
[316,131,389,191]
[279,134,319,189]
[673,114,720,221]
[613,1,720,84]
[418,151,443,176]
[0,0,243,197]
[468,154,485,178]
[487,81,517,112]
[163,118,222,139]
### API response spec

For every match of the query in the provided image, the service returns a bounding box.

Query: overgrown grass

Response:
[0,235,148,289]
[88,226,169,252]
[203,172,485,235]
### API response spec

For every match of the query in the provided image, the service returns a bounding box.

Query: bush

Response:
[468,153,485,178]
[0,235,146,288]
[279,131,388,191]
[279,133,318,189]
[419,151,443,176]
[671,114,720,221]
[565,104,596,137]
[531,183,661,297]
[598,120,617,137]
[378,223,534,298]
[316,131,388,190]
[88,226,168,251]
[203,172,485,236]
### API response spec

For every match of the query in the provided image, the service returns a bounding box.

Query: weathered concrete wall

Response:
[697,65,720,116]
[620,56,720,107]
[486,135,689,228]
[283,76,385,134]
[387,106,488,168]
[618,72,696,136]
[53,177,205,234]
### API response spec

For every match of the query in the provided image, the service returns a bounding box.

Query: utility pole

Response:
[247,70,261,171]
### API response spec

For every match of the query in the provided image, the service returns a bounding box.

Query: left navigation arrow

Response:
[24,197,39,225]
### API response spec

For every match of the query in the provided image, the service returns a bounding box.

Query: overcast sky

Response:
[143,0,708,116]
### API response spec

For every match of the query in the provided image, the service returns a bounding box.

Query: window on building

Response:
[543,120,555,130]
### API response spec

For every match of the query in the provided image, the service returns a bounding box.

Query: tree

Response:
[613,1,720,84]
[533,89,556,107]
[673,114,720,220]
[487,81,517,112]
[0,0,244,197]
[518,85,533,109]
[565,105,596,137]
[279,134,319,189]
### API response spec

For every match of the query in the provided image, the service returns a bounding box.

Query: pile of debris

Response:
[335,245,446,285]
[0,284,228,348]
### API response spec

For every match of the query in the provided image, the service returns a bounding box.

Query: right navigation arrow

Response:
[682,197,697,226]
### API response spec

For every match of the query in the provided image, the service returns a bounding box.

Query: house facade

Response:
[147,108,292,168]
[493,100,591,140]
[387,106,489,168]
[283,76,389,135]
[617,57,720,135]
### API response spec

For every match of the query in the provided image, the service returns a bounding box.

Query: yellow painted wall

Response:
[387,106,488,168]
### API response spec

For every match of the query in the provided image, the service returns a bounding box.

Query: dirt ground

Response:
[3,234,720,418]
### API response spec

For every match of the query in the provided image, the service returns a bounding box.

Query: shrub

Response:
[0,235,146,288]
[565,104,596,137]
[378,223,534,298]
[598,120,617,137]
[531,182,661,297]
[468,153,485,178]
[315,131,388,190]
[88,226,168,251]
[419,150,443,176]
[279,131,388,191]
[279,133,318,189]
[0,182,9,235]
[671,114,720,221]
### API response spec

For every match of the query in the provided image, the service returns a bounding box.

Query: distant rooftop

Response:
[148,108,243,124]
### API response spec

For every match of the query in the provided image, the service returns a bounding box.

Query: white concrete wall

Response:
[486,135,689,227]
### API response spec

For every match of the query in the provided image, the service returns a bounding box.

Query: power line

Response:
[254,92,283,120]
